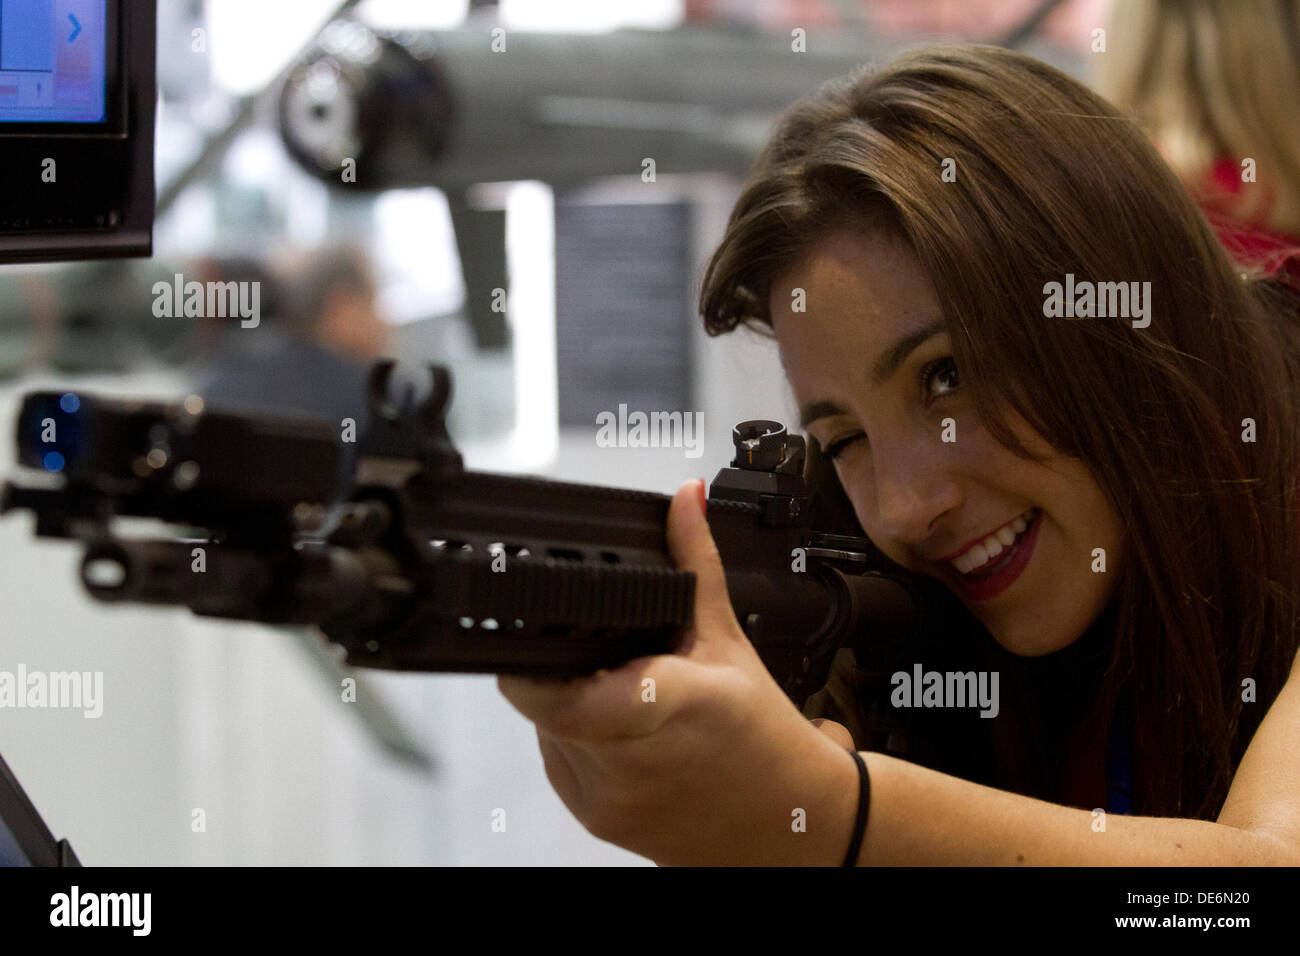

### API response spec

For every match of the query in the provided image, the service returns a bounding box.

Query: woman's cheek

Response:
[834,466,913,570]
[832,460,872,528]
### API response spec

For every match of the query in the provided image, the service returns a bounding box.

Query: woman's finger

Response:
[499,655,691,741]
[536,727,583,811]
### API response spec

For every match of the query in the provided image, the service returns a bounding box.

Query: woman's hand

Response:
[498,479,861,865]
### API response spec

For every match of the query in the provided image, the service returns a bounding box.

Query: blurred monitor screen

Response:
[0,0,107,124]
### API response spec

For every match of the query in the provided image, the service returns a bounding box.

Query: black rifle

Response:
[1,361,966,709]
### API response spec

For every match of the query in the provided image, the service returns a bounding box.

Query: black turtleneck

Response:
[980,599,1122,806]
[837,586,1124,804]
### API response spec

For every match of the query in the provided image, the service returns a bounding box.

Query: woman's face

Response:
[769,228,1123,655]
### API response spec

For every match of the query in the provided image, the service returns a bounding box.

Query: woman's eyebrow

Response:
[798,319,947,428]
[870,319,947,387]
[799,400,846,428]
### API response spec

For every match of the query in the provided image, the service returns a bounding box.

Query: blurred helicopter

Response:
[273,12,895,350]
[0,0,1080,369]
[267,0,1079,350]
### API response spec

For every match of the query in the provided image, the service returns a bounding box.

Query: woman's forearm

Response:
[854,752,1299,865]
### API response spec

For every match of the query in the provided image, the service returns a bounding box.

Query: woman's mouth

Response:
[941,508,1042,602]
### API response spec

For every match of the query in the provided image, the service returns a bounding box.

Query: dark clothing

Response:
[196,332,370,427]
[804,583,1128,813]
[193,332,373,496]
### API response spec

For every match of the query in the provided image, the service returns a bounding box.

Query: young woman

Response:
[498,44,1300,865]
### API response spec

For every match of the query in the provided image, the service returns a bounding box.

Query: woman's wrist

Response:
[789,728,863,866]
[842,749,871,865]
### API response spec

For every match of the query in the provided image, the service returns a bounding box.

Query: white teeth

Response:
[948,509,1035,575]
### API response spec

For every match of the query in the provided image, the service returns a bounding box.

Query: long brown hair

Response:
[699,44,1300,819]
[1097,0,1300,238]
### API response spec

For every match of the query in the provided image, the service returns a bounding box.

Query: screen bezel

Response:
[0,751,61,867]
[0,0,124,138]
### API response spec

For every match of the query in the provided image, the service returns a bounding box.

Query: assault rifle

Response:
[1,361,965,709]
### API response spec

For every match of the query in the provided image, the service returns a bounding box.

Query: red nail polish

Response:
[696,479,708,516]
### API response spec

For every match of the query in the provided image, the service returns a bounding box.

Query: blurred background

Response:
[5,0,1293,864]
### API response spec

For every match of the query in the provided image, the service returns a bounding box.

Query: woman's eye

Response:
[922,356,959,402]
[824,432,866,460]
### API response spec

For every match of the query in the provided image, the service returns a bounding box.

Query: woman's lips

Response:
[947,508,1042,602]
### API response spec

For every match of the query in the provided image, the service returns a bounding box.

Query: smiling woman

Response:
[767,229,1124,647]
[699,43,1300,828]
[500,41,1300,867]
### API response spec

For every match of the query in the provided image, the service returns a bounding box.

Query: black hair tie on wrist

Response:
[842,749,870,867]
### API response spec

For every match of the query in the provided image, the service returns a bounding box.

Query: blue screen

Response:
[0,0,106,123]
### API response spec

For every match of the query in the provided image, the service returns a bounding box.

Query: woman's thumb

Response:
[666,479,742,640]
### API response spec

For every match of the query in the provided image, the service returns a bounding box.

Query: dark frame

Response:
[0,0,154,262]
[0,750,76,867]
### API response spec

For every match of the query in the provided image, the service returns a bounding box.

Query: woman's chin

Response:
[981,604,1093,657]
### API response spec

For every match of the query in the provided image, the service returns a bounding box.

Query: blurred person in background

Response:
[0,258,200,379]
[1099,0,1300,284]
[195,245,390,428]
[685,0,1109,47]
[188,255,282,360]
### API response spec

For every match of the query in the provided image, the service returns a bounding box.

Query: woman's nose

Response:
[871,442,962,550]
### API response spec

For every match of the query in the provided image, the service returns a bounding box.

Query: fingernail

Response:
[696,478,708,516]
